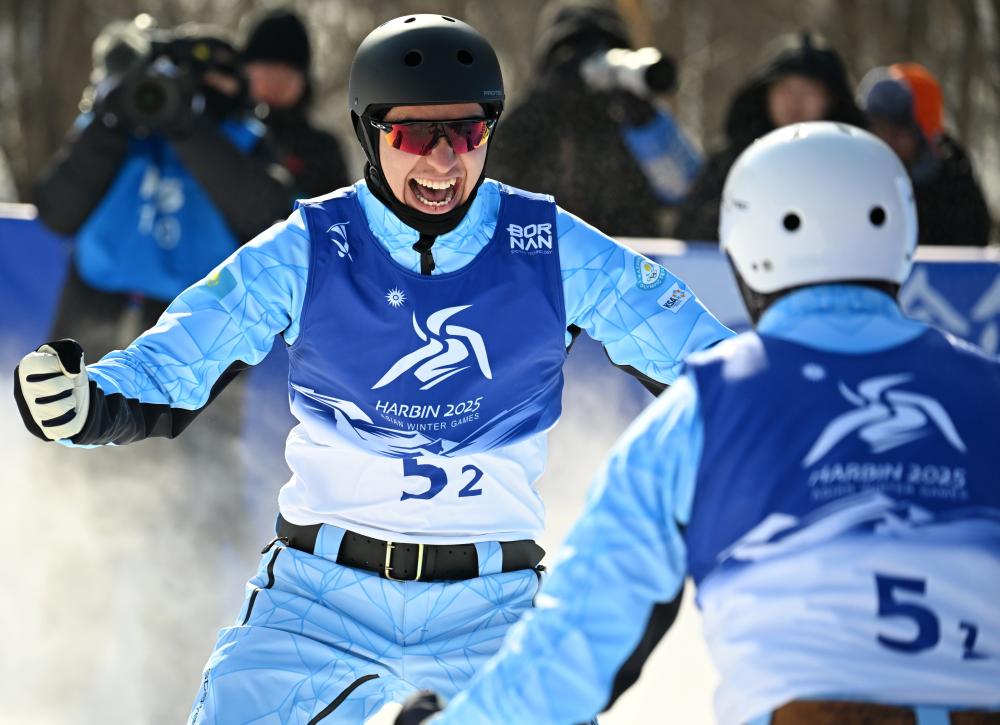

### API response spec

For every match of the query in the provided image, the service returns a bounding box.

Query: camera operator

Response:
[24,25,285,713]
[35,17,293,356]
[488,0,701,238]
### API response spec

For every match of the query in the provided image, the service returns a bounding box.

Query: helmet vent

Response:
[404,17,416,23]
[442,16,456,22]
[869,206,886,226]
[404,50,423,67]
[783,213,801,232]
[457,49,474,65]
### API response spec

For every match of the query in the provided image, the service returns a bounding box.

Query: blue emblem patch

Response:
[635,257,667,290]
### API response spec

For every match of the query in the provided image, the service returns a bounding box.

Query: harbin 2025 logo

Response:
[373,305,492,391]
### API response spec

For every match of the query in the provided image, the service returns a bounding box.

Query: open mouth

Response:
[409,177,459,211]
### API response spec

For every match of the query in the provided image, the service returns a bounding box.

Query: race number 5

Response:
[401,458,485,501]
[400,458,448,501]
[874,573,940,653]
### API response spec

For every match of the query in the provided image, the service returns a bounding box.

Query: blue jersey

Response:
[80,178,731,543]
[687,328,998,585]
[289,185,565,458]
[437,285,1000,725]
[75,117,265,301]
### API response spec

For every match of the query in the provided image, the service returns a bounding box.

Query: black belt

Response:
[770,700,1000,725]
[273,515,545,582]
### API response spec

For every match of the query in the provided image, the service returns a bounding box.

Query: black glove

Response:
[86,74,133,134]
[395,690,447,725]
[609,90,658,127]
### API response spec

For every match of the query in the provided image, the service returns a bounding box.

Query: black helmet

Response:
[349,14,504,120]
[348,15,505,244]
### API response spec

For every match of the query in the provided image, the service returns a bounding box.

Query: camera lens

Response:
[133,79,167,115]
[644,57,677,95]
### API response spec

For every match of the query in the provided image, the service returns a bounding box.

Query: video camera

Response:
[84,15,243,134]
[580,47,678,99]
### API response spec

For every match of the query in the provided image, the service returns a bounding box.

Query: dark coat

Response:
[486,0,665,237]
[262,106,352,199]
[914,134,992,246]
[488,76,664,238]
[34,113,293,242]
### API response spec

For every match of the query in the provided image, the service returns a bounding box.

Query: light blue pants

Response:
[188,525,540,724]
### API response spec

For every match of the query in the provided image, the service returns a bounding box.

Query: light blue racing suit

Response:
[69,179,730,724]
[436,285,1000,725]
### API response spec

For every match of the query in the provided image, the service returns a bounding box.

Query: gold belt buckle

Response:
[384,541,425,582]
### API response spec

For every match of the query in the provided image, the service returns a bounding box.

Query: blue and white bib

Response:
[686,330,1000,722]
[279,185,568,542]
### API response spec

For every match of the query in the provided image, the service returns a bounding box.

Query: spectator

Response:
[35,18,292,357]
[240,7,352,198]
[858,62,992,246]
[488,0,700,237]
[25,28,285,716]
[673,32,866,241]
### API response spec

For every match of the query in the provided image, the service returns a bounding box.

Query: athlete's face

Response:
[379,103,488,215]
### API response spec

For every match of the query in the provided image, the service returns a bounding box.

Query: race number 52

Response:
[874,573,987,659]
[400,458,484,501]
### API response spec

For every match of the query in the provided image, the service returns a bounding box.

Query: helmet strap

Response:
[729,259,771,325]
[726,255,901,324]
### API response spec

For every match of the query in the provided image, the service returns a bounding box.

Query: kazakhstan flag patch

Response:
[204,267,238,300]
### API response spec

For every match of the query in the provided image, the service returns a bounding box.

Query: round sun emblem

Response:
[386,288,406,308]
[802,363,826,381]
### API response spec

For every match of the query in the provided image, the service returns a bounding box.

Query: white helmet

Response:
[720,121,916,295]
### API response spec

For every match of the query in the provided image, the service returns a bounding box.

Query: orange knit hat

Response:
[889,62,944,140]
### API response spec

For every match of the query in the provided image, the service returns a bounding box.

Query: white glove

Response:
[16,341,91,441]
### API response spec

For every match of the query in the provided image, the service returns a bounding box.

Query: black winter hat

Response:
[756,32,850,92]
[241,8,311,72]
[722,31,866,147]
[534,0,632,68]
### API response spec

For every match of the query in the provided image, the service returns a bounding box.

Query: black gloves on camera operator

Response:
[88,21,248,138]
[35,18,293,242]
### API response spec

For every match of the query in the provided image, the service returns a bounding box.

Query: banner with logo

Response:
[2,211,999,436]
[632,240,1000,354]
